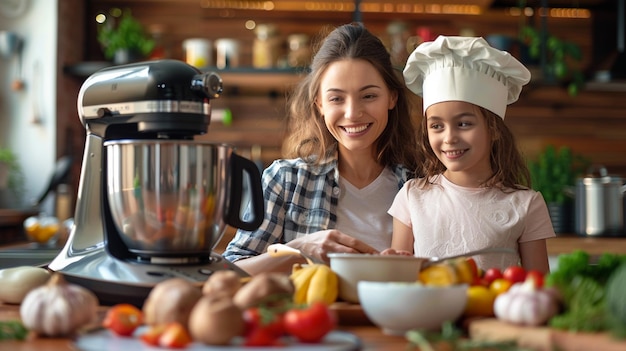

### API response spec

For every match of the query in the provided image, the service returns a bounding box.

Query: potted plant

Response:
[0,147,24,207]
[97,10,155,65]
[528,145,588,233]
[519,25,585,96]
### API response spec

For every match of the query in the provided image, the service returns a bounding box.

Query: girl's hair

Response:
[418,105,530,190]
[282,22,419,171]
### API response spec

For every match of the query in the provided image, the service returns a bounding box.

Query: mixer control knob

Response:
[97,107,113,118]
[192,72,223,99]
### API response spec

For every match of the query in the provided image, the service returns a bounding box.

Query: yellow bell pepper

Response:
[419,264,458,286]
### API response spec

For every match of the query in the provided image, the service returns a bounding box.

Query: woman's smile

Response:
[342,123,372,135]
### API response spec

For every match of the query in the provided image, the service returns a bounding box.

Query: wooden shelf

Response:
[64,62,304,81]
[214,67,305,93]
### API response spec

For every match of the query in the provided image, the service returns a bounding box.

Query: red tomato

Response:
[243,307,285,346]
[140,324,166,346]
[141,323,192,348]
[158,322,192,349]
[465,258,478,277]
[465,258,482,285]
[525,269,545,288]
[284,302,337,343]
[102,304,143,337]
[481,268,503,287]
[503,265,527,284]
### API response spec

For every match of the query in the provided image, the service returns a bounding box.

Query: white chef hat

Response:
[404,35,531,119]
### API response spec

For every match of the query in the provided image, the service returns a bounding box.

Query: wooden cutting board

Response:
[469,318,626,351]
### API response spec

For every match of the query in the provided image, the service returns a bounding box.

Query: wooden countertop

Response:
[0,303,408,350]
[546,234,626,256]
[3,230,626,258]
[1,234,626,350]
[216,230,626,257]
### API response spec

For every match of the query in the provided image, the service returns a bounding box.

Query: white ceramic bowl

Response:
[328,253,422,303]
[358,281,468,335]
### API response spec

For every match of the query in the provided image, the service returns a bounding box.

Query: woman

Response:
[222,23,421,274]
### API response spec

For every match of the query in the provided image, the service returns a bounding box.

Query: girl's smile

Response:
[441,148,468,159]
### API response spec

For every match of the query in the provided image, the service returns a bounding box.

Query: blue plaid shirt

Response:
[222,154,412,262]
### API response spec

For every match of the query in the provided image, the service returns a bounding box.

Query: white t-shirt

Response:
[336,167,398,251]
[388,175,556,270]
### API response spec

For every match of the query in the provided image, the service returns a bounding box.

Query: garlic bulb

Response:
[493,277,559,326]
[20,273,99,336]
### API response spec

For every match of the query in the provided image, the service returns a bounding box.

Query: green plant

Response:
[528,145,587,204]
[97,10,155,60]
[519,25,585,96]
[0,147,24,197]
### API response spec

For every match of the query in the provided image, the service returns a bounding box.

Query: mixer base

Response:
[49,246,248,307]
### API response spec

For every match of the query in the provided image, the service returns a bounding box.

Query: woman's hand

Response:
[289,229,378,263]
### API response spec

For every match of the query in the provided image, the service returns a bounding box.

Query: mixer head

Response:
[77,59,223,139]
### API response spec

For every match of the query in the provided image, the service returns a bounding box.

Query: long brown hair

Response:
[282,23,419,171]
[418,105,530,189]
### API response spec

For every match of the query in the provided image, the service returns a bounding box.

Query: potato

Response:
[188,294,244,345]
[142,278,202,328]
[202,270,242,297]
[233,272,294,309]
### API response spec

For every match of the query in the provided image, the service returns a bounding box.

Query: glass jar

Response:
[386,21,410,67]
[24,213,60,246]
[253,24,282,69]
[287,34,310,68]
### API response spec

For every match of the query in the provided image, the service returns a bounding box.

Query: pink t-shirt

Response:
[388,175,556,271]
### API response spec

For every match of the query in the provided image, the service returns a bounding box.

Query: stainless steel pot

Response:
[575,166,626,236]
[104,140,264,256]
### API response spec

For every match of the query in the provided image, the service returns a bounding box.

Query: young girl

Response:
[223,23,421,274]
[387,35,554,274]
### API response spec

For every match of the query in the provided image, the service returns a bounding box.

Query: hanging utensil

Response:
[33,156,73,208]
[10,36,24,91]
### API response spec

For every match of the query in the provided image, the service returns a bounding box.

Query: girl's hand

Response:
[290,229,378,263]
[380,248,413,256]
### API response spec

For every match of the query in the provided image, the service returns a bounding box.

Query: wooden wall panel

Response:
[86,1,594,68]
[76,1,626,178]
[507,87,626,177]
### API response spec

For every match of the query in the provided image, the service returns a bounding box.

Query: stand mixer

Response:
[48,60,264,306]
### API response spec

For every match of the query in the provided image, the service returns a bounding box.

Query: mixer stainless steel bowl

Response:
[104,139,263,257]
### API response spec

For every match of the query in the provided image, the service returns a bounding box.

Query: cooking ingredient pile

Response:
[546,250,626,334]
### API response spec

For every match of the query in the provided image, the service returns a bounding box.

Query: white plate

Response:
[75,327,361,351]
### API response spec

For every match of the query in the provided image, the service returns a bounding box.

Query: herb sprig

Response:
[405,321,533,350]
[0,320,28,341]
